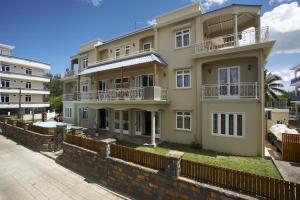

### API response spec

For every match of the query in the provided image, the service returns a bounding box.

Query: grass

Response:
[116,140,282,179]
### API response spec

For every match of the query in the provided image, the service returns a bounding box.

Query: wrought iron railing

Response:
[202,82,258,99]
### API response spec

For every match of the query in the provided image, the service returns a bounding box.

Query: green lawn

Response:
[116,140,282,179]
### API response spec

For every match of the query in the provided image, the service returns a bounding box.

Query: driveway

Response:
[0,135,126,200]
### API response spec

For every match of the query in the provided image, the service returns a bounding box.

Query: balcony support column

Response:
[256,15,261,43]
[153,62,157,86]
[151,111,156,147]
[96,73,99,100]
[119,110,123,140]
[233,13,239,46]
[77,75,80,100]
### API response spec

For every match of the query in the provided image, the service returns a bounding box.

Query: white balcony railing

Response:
[63,87,168,102]
[202,82,258,100]
[195,27,269,54]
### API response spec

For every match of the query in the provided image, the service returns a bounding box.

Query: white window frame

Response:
[176,69,191,89]
[26,68,32,75]
[115,77,129,89]
[82,107,88,119]
[82,84,88,93]
[1,64,10,72]
[217,66,240,99]
[125,46,130,55]
[175,29,190,49]
[135,74,159,87]
[25,95,32,102]
[64,107,72,118]
[0,94,9,103]
[99,80,107,91]
[115,48,120,58]
[1,79,10,88]
[211,112,245,138]
[26,82,32,89]
[82,57,88,68]
[176,111,191,131]
[143,43,151,51]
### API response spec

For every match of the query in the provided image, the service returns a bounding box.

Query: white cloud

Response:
[81,0,103,7]
[269,0,292,5]
[273,69,294,82]
[147,19,157,26]
[272,69,294,90]
[261,2,300,54]
[200,0,228,10]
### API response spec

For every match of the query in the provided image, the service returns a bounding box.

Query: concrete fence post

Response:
[99,138,116,158]
[165,150,184,180]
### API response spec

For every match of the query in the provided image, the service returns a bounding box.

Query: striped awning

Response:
[79,53,167,76]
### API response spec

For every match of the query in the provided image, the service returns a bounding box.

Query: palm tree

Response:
[265,69,286,101]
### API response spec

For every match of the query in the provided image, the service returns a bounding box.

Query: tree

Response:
[44,73,63,112]
[265,69,286,101]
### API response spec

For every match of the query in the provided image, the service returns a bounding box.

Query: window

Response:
[115,48,120,58]
[25,68,32,75]
[176,111,191,131]
[25,95,31,102]
[1,79,10,88]
[115,78,129,89]
[0,95,9,103]
[212,113,244,137]
[82,57,88,68]
[82,84,88,93]
[82,108,88,119]
[114,110,120,132]
[176,69,191,88]
[218,67,240,97]
[267,111,272,120]
[26,82,32,89]
[1,64,10,72]
[175,29,190,48]
[64,108,72,118]
[99,80,107,91]
[143,43,151,51]
[125,46,130,55]
[135,74,158,87]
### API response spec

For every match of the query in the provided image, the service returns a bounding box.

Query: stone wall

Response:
[62,141,254,200]
[0,121,53,151]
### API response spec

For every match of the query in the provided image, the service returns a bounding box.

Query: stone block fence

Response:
[62,137,253,200]
[0,119,65,152]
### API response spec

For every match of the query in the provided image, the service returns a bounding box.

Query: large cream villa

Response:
[62,3,274,156]
[0,44,50,115]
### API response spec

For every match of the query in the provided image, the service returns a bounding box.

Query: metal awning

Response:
[79,53,167,76]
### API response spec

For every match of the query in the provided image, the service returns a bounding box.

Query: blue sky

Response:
[1,0,300,90]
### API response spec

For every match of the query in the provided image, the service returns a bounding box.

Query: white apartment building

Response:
[0,43,50,115]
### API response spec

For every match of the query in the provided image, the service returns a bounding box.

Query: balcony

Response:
[92,48,157,66]
[0,102,50,108]
[0,71,50,82]
[63,87,168,102]
[202,82,258,100]
[194,27,269,55]
[291,77,300,85]
[291,96,300,102]
[0,87,50,95]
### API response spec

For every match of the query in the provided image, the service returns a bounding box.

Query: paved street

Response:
[0,135,126,200]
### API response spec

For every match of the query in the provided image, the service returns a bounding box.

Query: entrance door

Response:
[123,111,129,134]
[135,111,143,136]
[218,67,240,98]
[114,110,120,133]
[99,109,106,129]
[144,111,152,136]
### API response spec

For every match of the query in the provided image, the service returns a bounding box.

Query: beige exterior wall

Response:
[62,3,272,156]
[202,101,261,156]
